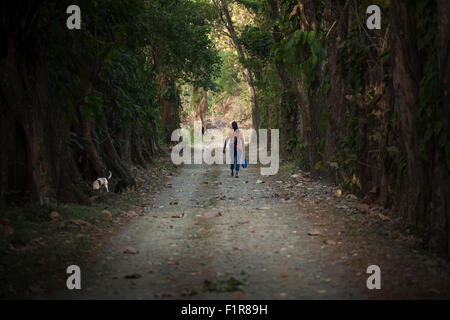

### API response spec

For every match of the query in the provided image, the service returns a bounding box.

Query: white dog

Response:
[93,171,112,192]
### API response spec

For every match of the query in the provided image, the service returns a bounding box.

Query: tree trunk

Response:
[267,0,300,156]
[97,113,135,187]
[118,126,132,163]
[75,109,105,180]
[0,20,90,204]
[390,1,427,235]
[0,104,28,206]
[131,126,147,168]
[159,75,180,143]
[289,73,313,166]
[214,0,259,130]
[430,0,450,255]
[324,0,348,174]
[192,85,207,128]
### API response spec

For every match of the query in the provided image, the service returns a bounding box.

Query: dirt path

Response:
[53,133,450,301]
[56,161,376,300]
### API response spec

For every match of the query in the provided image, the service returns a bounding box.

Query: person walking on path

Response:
[223,121,244,178]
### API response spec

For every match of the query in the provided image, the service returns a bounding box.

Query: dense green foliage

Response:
[0,0,220,204]
[223,0,449,255]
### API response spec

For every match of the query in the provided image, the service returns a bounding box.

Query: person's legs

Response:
[235,149,241,177]
[230,144,237,177]
[230,148,235,176]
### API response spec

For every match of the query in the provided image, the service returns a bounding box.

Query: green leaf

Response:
[307,31,315,44]
[328,162,338,169]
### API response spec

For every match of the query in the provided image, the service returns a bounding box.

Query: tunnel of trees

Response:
[1,0,449,256]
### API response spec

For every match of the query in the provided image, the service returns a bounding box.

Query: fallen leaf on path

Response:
[280,274,289,278]
[123,246,139,254]
[324,240,337,245]
[139,202,152,207]
[103,210,113,221]
[113,273,142,279]
[171,213,185,218]
[203,210,221,218]
[126,211,138,217]
[200,181,209,185]
[308,230,322,236]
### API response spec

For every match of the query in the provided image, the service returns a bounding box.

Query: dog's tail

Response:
[108,171,112,179]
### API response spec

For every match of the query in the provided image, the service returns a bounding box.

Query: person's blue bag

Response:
[242,157,247,168]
